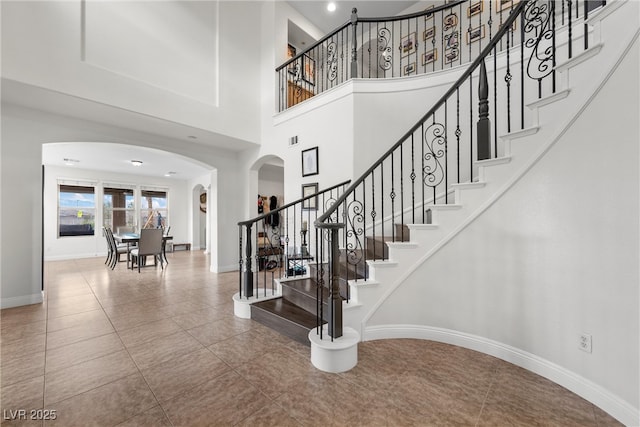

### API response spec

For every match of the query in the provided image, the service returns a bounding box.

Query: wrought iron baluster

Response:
[469,74,474,180]
[391,152,396,241]
[380,161,385,256]
[371,170,377,261]
[421,123,425,222]
[244,223,253,298]
[411,134,416,224]
[238,225,243,298]
[444,100,448,203]
[568,0,573,59]
[456,88,461,181]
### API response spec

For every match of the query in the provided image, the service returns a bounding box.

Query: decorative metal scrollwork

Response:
[423,123,446,188]
[327,41,338,82]
[345,200,364,265]
[378,27,392,71]
[523,1,554,80]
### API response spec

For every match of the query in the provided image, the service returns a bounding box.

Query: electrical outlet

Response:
[579,333,592,353]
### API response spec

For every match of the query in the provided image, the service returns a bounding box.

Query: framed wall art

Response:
[302,183,318,210]
[423,26,436,41]
[422,49,437,66]
[467,25,486,44]
[403,62,416,76]
[467,1,483,17]
[400,32,417,57]
[301,146,319,177]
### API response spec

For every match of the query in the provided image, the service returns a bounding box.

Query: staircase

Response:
[241,0,628,344]
[237,1,639,423]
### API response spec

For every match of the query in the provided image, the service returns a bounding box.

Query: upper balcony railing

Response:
[276,0,604,112]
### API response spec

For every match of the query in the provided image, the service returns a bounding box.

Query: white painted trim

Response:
[364,324,639,426]
[556,44,604,73]
[499,126,539,141]
[527,89,571,109]
[211,263,237,273]
[1,292,45,309]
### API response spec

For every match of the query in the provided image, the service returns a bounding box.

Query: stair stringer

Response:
[338,3,638,425]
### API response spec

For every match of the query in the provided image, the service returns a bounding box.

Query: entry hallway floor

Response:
[1,251,622,426]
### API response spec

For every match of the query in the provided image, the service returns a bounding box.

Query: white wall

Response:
[43,165,190,260]
[367,35,640,415]
[1,0,262,144]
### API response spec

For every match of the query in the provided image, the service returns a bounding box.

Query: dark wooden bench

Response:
[172,243,191,251]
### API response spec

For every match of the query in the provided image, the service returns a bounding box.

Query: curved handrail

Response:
[276,0,467,73]
[315,0,529,229]
[238,179,351,227]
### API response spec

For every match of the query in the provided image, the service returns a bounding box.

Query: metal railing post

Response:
[328,227,343,339]
[350,8,358,79]
[244,224,254,297]
[477,59,491,160]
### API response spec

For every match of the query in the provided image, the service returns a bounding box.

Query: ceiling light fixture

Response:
[63,158,80,166]
[130,160,143,166]
[188,135,197,139]
[164,171,176,177]
[327,2,336,12]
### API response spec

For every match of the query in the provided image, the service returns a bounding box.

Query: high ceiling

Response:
[287,1,420,34]
[37,2,422,179]
[43,143,212,181]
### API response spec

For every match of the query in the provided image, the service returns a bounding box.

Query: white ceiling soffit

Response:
[1,79,256,153]
[43,142,212,181]
[287,1,421,35]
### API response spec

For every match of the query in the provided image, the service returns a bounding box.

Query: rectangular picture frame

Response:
[301,146,319,177]
[496,0,520,12]
[302,183,318,210]
[400,32,417,57]
[403,62,416,76]
[423,26,436,41]
[422,49,437,66]
[467,25,486,44]
[467,1,483,17]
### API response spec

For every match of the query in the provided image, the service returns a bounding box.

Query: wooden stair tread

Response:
[252,297,319,329]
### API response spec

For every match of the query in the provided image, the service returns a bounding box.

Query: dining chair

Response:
[129,228,164,272]
[105,227,128,269]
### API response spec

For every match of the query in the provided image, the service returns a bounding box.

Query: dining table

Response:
[113,232,173,269]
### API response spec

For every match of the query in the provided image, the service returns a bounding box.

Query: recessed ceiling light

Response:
[327,2,336,12]
[164,171,176,177]
[131,160,143,166]
[188,135,197,139]
[63,158,80,166]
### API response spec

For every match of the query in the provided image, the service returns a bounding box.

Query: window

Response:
[58,184,96,237]
[140,190,168,229]
[103,187,135,232]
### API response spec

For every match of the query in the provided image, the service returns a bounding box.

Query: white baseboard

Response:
[45,253,105,262]
[1,291,45,309]
[211,264,237,273]
[364,324,638,426]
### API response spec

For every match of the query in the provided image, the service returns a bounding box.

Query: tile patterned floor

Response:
[0,251,623,426]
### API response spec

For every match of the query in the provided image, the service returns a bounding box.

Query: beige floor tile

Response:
[141,347,230,402]
[126,330,203,370]
[44,350,138,405]
[2,334,46,361]
[161,371,271,426]
[186,317,253,346]
[115,405,171,427]
[43,373,157,427]
[116,318,182,348]
[1,376,44,414]
[46,317,114,350]
[46,295,102,320]
[0,321,47,346]
[1,304,47,327]
[45,309,110,333]
[207,330,286,368]
[45,333,124,373]
[170,306,227,330]
[1,351,46,388]
[235,402,302,427]
[106,308,169,332]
